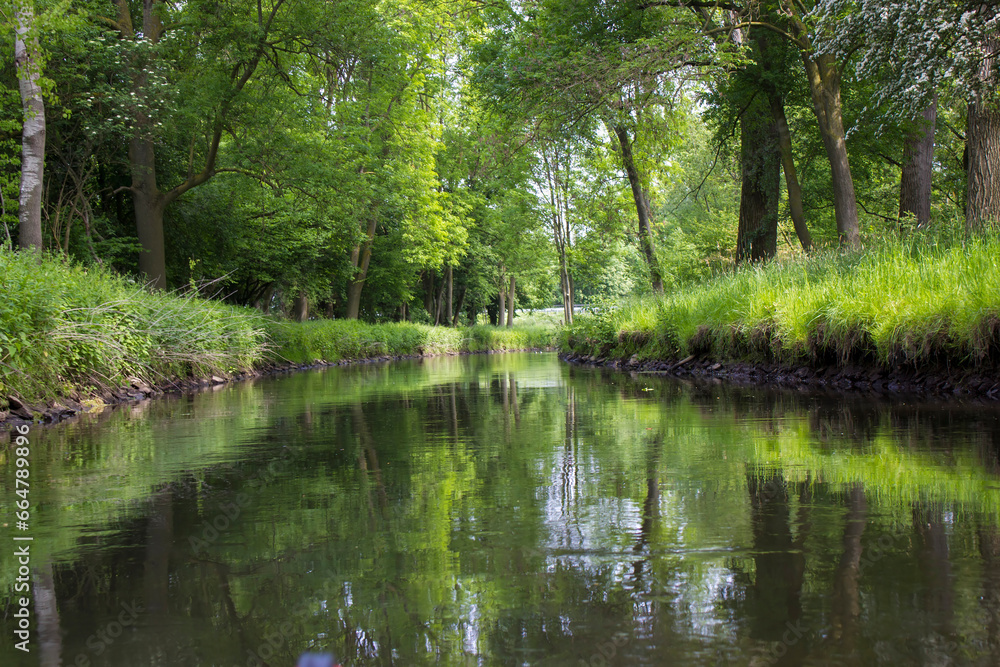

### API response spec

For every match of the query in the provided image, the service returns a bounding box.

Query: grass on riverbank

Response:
[0,250,556,408]
[562,236,1000,369]
[0,251,269,405]
[266,319,555,364]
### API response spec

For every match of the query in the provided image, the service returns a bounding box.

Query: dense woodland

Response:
[3,0,998,325]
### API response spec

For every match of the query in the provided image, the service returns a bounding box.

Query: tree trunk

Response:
[117,0,270,287]
[15,0,44,254]
[786,5,861,248]
[559,266,573,324]
[434,275,447,325]
[292,291,308,322]
[770,95,812,251]
[968,23,1000,232]
[126,0,170,288]
[497,270,506,328]
[257,284,274,313]
[131,136,169,288]
[451,285,466,327]
[566,271,575,324]
[345,216,377,320]
[446,265,453,326]
[899,98,937,228]
[802,53,861,247]
[737,100,780,264]
[543,150,573,324]
[506,274,515,327]
[612,124,664,291]
[753,28,811,252]
[423,270,435,314]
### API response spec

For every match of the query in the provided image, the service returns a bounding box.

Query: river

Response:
[3,352,1000,666]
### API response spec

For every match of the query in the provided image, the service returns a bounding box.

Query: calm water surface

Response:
[3,353,1000,666]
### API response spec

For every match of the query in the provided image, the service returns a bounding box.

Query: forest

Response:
[4,0,995,325]
[0,0,1000,316]
[6,3,1000,663]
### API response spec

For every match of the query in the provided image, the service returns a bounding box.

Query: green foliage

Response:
[267,318,556,364]
[0,248,558,406]
[0,249,268,403]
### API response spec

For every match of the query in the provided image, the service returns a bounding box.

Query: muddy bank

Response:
[1,348,552,428]
[560,352,1000,402]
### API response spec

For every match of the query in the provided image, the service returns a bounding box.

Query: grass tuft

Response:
[0,251,269,404]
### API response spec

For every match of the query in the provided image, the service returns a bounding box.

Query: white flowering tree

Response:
[814,0,1000,230]
[99,0,328,289]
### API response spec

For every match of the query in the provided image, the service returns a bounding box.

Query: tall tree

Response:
[656,0,861,246]
[473,0,723,291]
[766,1,861,247]
[14,0,44,252]
[815,0,1000,231]
[736,95,780,263]
[966,6,1000,231]
[899,100,937,227]
[104,0,301,288]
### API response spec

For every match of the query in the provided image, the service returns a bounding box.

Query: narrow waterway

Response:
[3,353,1000,666]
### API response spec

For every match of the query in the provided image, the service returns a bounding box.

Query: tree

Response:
[14,0,44,252]
[736,92,780,262]
[815,0,1000,231]
[101,0,309,288]
[966,6,1000,231]
[637,0,861,246]
[899,100,937,227]
[473,0,724,291]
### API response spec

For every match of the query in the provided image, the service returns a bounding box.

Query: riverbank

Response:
[0,251,555,424]
[560,237,1000,399]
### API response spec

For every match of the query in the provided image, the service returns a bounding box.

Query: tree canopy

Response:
[1,0,996,321]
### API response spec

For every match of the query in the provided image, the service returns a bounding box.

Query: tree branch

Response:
[637,0,742,10]
[163,0,288,205]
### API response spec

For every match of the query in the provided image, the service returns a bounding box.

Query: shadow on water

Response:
[3,353,1000,665]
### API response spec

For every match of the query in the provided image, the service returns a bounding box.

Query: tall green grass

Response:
[0,251,269,404]
[0,250,556,407]
[266,319,555,364]
[563,237,1000,368]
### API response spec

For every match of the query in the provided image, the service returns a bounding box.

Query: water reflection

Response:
[2,354,1000,665]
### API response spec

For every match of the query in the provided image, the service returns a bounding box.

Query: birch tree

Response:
[14,0,44,252]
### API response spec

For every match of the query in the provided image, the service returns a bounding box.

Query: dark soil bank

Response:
[560,352,1000,402]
